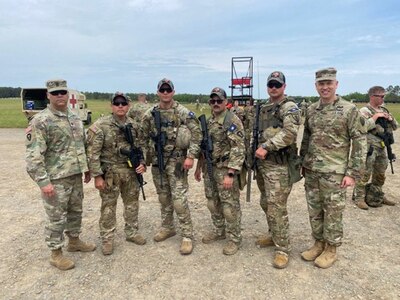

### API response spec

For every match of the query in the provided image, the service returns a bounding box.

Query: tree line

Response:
[1,86,400,103]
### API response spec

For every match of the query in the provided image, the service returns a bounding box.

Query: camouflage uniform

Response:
[243,104,255,159]
[26,106,89,250]
[141,101,201,239]
[255,97,301,254]
[127,102,151,123]
[352,104,398,206]
[201,110,245,244]
[300,96,367,246]
[87,114,144,241]
[231,106,245,124]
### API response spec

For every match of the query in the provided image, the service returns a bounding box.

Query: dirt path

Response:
[0,128,399,299]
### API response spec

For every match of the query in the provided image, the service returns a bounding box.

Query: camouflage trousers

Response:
[352,145,388,202]
[256,160,292,254]
[99,169,140,241]
[304,170,346,247]
[152,157,193,239]
[42,173,83,250]
[203,166,242,244]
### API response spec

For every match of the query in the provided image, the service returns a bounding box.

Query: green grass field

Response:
[1,98,399,128]
[0,98,211,128]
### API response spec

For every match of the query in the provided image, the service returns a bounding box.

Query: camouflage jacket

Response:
[207,110,245,171]
[230,106,245,123]
[257,97,301,152]
[127,102,151,124]
[359,104,398,147]
[141,101,202,163]
[25,106,88,187]
[86,114,143,177]
[300,96,367,179]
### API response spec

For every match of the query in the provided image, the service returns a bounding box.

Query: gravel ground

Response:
[0,128,399,300]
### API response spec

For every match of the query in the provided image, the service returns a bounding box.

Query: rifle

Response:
[151,109,166,187]
[376,117,396,174]
[246,102,261,202]
[198,114,215,188]
[120,123,147,200]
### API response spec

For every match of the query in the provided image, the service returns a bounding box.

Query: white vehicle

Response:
[21,88,92,124]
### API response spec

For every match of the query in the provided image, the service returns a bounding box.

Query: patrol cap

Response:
[315,68,337,82]
[210,87,227,100]
[46,79,68,92]
[157,78,174,91]
[267,71,286,84]
[111,91,130,103]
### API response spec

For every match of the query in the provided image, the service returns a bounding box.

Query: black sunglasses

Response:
[209,99,224,105]
[372,94,385,99]
[50,90,68,96]
[267,82,283,89]
[159,88,173,94]
[112,101,128,107]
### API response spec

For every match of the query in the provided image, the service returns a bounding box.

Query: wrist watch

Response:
[261,143,267,150]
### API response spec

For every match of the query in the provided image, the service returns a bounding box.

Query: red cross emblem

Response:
[70,94,77,108]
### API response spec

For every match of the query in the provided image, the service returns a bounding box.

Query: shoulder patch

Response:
[89,124,99,133]
[228,124,237,132]
[188,111,195,118]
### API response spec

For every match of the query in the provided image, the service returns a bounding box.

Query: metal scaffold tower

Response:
[229,56,253,106]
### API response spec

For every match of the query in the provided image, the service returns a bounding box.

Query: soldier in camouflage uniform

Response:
[141,78,202,255]
[26,79,96,271]
[194,87,245,255]
[230,100,245,123]
[352,86,397,209]
[87,92,147,255]
[127,93,151,123]
[300,68,367,268]
[252,71,301,269]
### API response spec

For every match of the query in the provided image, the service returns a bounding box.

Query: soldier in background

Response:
[252,71,301,269]
[26,79,96,271]
[195,87,245,255]
[230,99,245,123]
[352,86,397,209]
[127,93,151,123]
[141,78,202,255]
[300,68,367,268]
[87,92,147,255]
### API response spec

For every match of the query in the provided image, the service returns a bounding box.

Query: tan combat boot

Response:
[202,232,226,244]
[314,244,337,269]
[355,200,369,210]
[102,240,113,256]
[66,235,96,252]
[223,241,240,256]
[126,233,147,245]
[255,234,274,248]
[179,238,193,255]
[50,249,75,270]
[301,240,325,261]
[153,228,176,242]
[273,252,289,269]
[383,196,396,206]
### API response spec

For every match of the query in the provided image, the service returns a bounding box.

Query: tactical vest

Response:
[258,98,292,143]
[152,105,185,154]
[258,98,297,164]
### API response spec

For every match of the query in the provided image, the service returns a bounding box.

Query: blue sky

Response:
[1,0,399,97]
